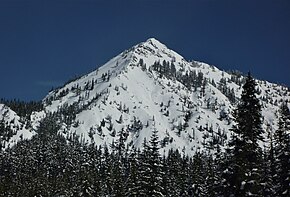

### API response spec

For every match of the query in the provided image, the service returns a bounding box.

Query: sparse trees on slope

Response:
[0,119,7,151]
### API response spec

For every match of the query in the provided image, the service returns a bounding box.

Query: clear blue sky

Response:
[0,0,289,101]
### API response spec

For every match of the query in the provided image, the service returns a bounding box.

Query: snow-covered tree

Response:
[273,102,290,196]
[227,72,264,196]
[139,130,164,196]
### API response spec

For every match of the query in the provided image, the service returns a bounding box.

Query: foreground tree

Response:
[273,102,290,196]
[227,72,264,196]
[140,130,164,197]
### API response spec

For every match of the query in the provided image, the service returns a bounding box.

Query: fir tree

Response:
[140,130,164,197]
[166,149,182,196]
[273,102,290,196]
[126,149,142,197]
[228,72,264,196]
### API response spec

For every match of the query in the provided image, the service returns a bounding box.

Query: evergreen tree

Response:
[166,149,182,196]
[99,144,113,196]
[228,72,264,196]
[273,102,290,196]
[260,146,275,196]
[140,130,164,196]
[179,153,191,196]
[126,149,142,197]
[204,154,223,197]
[189,152,206,196]
[110,156,126,197]
[0,119,6,150]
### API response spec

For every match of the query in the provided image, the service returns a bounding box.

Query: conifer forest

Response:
[0,73,289,197]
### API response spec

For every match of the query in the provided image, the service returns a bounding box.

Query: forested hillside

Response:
[0,38,289,196]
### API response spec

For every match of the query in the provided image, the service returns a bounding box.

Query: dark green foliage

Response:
[217,78,236,104]
[0,98,43,119]
[273,102,290,196]
[126,149,142,196]
[0,118,14,151]
[0,122,283,197]
[227,72,264,196]
[139,130,164,196]
[150,61,209,98]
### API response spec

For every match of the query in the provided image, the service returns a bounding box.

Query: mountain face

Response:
[2,38,290,154]
[0,104,36,149]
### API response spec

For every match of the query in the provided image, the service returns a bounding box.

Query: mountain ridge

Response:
[1,38,289,154]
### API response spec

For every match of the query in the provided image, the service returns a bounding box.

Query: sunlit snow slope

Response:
[38,38,290,155]
[2,38,289,155]
[0,104,36,148]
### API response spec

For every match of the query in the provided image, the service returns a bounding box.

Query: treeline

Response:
[0,98,43,119]
[0,114,213,197]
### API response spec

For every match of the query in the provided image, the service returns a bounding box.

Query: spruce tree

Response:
[0,119,6,151]
[260,146,275,196]
[273,102,290,196]
[228,72,264,196]
[166,149,182,196]
[126,149,141,197]
[140,130,164,197]
[189,152,206,196]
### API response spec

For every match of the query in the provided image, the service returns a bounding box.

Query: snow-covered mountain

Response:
[2,38,290,155]
[0,104,36,149]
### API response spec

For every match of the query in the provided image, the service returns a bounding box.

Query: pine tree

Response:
[140,130,164,196]
[273,102,290,196]
[110,157,126,197]
[189,152,207,196]
[99,144,113,196]
[260,146,275,196]
[113,128,126,160]
[179,153,191,196]
[204,154,223,197]
[166,149,181,196]
[228,72,264,196]
[0,119,6,151]
[126,149,142,197]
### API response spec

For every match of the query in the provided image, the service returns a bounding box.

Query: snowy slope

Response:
[0,104,36,148]
[2,38,288,154]
[35,38,289,155]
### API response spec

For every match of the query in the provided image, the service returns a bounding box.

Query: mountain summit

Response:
[1,38,290,154]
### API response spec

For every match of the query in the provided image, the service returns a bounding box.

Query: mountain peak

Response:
[130,38,184,67]
[142,37,169,51]
[146,37,159,42]
[145,37,165,47]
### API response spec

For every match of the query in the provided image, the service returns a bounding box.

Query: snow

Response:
[2,38,290,155]
[0,104,36,148]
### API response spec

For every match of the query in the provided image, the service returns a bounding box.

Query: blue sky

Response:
[0,0,289,101]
